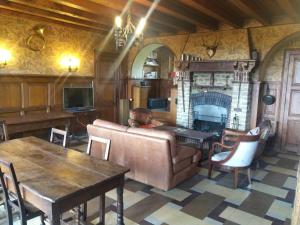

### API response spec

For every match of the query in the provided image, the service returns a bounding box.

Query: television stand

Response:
[65,108,99,136]
[65,107,96,113]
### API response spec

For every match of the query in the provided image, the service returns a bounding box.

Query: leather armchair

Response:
[221,120,272,159]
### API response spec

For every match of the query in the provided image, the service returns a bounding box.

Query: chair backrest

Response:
[87,135,111,160]
[0,160,26,219]
[0,120,8,142]
[223,135,260,167]
[50,128,67,148]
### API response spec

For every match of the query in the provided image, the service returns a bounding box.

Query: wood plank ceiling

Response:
[0,0,299,35]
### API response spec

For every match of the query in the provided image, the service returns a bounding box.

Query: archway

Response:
[130,44,177,114]
[131,43,176,79]
[259,31,300,81]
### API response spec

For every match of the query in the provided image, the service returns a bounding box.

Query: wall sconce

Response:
[0,49,11,69]
[60,56,80,72]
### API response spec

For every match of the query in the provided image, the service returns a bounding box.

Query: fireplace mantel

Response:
[176,60,256,82]
[176,59,257,131]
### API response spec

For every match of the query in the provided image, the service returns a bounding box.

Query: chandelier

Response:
[114,12,146,50]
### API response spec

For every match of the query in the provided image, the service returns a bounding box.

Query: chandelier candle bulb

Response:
[136,18,146,35]
[115,16,122,28]
[114,12,145,50]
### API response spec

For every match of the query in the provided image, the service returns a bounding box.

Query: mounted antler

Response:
[201,34,219,58]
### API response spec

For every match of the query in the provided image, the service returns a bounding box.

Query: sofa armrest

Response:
[172,145,199,164]
[193,151,201,163]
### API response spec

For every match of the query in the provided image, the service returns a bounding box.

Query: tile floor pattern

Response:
[0,140,298,225]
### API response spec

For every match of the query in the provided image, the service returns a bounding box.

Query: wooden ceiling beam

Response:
[133,0,214,30]
[156,0,218,29]
[129,3,193,32]
[276,0,300,22]
[228,0,270,25]
[52,0,183,33]
[8,0,114,25]
[13,0,173,34]
[88,0,196,32]
[0,0,111,32]
[178,0,243,28]
[0,7,105,33]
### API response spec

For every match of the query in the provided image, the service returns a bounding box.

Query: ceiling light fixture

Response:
[114,11,146,51]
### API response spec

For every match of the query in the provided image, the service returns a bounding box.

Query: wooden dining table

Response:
[0,136,129,225]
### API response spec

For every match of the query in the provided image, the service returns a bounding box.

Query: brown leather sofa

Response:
[87,119,201,191]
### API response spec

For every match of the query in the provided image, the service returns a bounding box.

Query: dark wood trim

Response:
[250,81,261,128]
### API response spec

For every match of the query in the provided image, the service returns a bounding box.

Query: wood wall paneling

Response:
[95,52,126,122]
[259,81,282,147]
[0,82,22,110]
[0,75,93,117]
[27,83,48,108]
[250,81,261,128]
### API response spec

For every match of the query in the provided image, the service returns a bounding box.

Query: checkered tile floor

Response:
[1,144,298,225]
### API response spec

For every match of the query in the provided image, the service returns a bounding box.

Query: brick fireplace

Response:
[175,60,256,131]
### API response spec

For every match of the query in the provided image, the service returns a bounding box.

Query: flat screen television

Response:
[63,87,94,110]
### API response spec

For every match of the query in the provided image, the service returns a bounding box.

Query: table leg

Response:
[116,179,125,225]
[50,217,61,225]
[99,194,105,225]
[50,208,61,225]
[65,120,70,147]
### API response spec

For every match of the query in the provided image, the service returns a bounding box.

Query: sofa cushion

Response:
[173,158,192,174]
[172,145,197,164]
[93,119,128,132]
[127,127,177,157]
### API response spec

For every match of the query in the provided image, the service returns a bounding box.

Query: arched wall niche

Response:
[259,31,300,81]
[131,43,176,79]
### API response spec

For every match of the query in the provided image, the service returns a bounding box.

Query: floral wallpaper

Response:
[129,23,300,82]
[129,29,250,71]
[0,14,110,76]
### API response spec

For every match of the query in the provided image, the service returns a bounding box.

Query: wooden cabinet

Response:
[133,86,150,108]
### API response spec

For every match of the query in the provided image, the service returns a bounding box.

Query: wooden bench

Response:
[0,112,74,138]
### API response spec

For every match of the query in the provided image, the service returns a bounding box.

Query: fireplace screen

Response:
[191,92,232,137]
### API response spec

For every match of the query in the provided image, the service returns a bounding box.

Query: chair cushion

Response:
[247,127,260,135]
[212,151,231,162]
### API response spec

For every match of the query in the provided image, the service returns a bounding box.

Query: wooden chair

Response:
[0,160,45,225]
[50,128,67,148]
[83,135,111,224]
[208,134,260,188]
[0,120,8,142]
[86,135,111,160]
